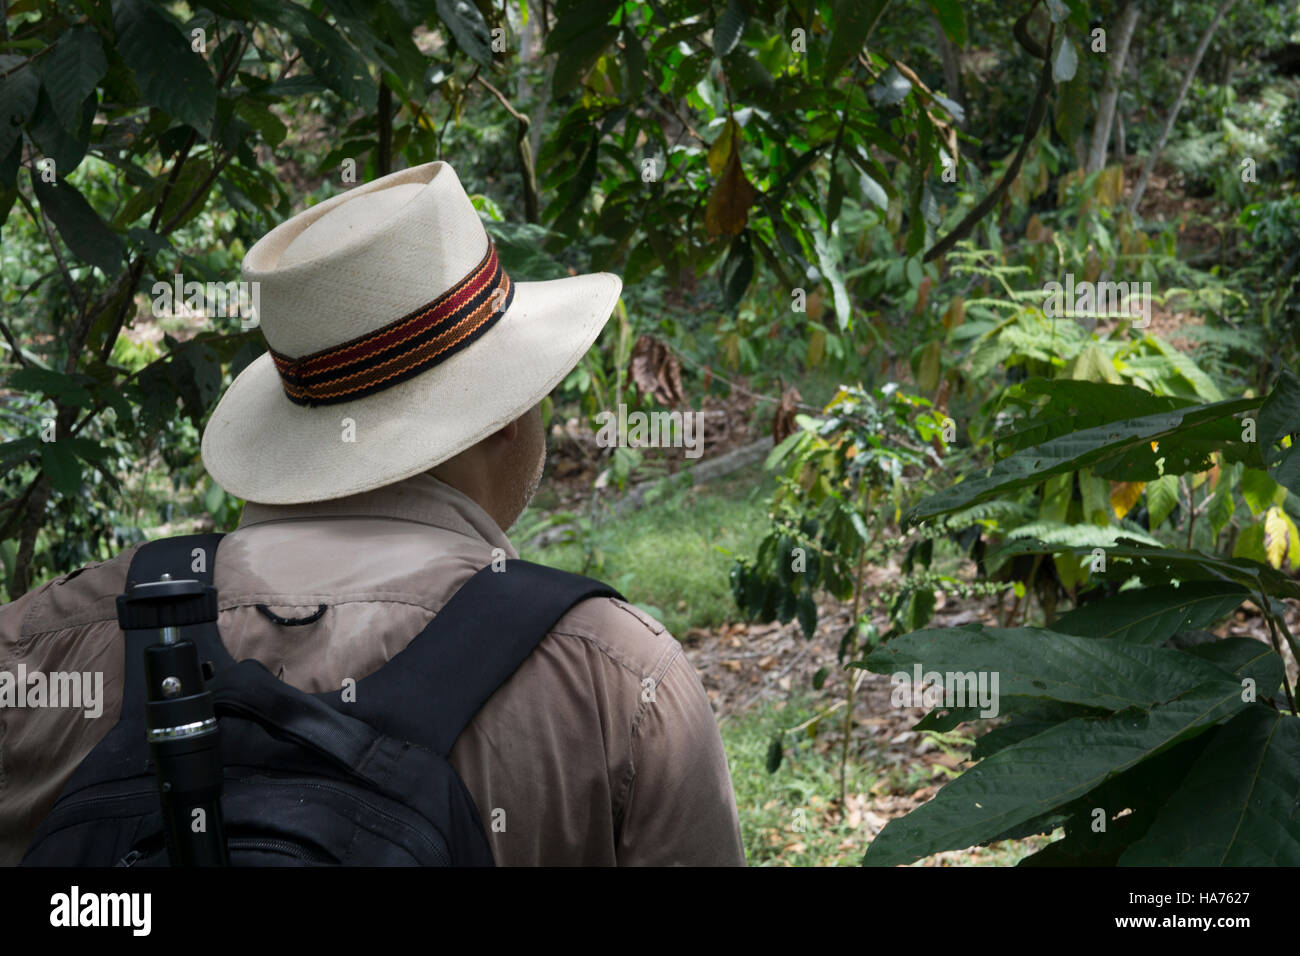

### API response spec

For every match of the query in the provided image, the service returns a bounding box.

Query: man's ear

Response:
[494,418,519,442]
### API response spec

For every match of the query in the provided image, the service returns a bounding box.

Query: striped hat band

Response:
[269,240,513,407]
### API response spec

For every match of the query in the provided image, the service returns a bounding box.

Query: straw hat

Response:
[200,161,621,504]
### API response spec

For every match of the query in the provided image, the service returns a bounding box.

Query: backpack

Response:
[20,533,622,866]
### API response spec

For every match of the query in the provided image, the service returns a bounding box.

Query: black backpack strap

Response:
[344,559,624,756]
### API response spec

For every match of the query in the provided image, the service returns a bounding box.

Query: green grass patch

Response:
[518,461,774,636]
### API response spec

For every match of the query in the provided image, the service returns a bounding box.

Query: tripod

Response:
[117,573,230,866]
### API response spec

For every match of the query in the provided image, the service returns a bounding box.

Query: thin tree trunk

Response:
[1126,0,1239,214]
[1087,0,1141,174]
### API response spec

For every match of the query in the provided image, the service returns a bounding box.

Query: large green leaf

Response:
[993,379,1185,455]
[993,537,1300,600]
[113,0,216,132]
[34,26,107,132]
[861,627,1238,712]
[907,396,1258,523]
[1184,637,1284,699]
[713,0,746,57]
[1051,582,1248,645]
[1119,707,1300,865]
[39,441,83,494]
[863,680,1249,866]
[31,175,125,276]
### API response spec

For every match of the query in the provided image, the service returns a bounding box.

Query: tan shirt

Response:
[0,474,745,866]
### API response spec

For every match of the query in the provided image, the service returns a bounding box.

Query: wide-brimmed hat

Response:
[200,161,621,505]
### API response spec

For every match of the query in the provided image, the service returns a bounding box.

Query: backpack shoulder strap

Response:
[344,559,624,756]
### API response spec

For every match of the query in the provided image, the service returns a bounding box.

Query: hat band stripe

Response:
[268,242,511,407]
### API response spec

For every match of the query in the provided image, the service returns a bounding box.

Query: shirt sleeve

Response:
[615,647,747,866]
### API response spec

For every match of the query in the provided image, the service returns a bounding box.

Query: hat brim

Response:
[201,271,621,505]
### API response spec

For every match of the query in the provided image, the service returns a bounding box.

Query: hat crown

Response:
[243,162,489,359]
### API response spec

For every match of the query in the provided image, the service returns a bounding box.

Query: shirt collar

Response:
[236,472,519,558]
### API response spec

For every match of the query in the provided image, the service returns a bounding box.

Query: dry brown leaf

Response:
[628,334,686,406]
[772,385,802,445]
[704,141,755,238]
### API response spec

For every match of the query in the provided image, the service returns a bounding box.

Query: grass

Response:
[519,460,775,637]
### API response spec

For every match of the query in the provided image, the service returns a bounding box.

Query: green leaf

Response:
[720,232,754,312]
[1120,706,1300,865]
[868,66,911,107]
[825,0,888,83]
[31,175,125,276]
[797,590,817,639]
[40,441,84,494]
[812,223,851,330]
[34,26,107,132]
[713,0,746,57]
[862,627,1237,711]
[434,0,494,68]
[622,23,646,100]
[113,0,216,131]
[1241,468,1282,515]
[1207,463,1238,538]
[907,395,1258,524]
[1183,637,1284,699]
[765,732,784,773]
[553,24,619,96]
[25,86,94,175]
[812,666,829,689]
[233,99,287,147]
[5,366,94,406]
[1258,370,1300,462]
[0,436,41,472]
[863,680,1248,866]
[1052,582,1248,645]
[1052,36,1077,84]
[0,56,40,162]
[1272,445,1300,497]
[1146,473,1179,528]
[1149,336,1223,402]
[544,0,619,54]
[1008,539,1300,600]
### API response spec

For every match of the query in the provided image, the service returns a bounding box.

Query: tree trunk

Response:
[1127,0,1239,214]
[1086,0,1141,174]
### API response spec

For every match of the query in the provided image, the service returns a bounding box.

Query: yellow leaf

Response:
[1110,481,1145,520]
[706,118,740,177]
[806,327,826,367]
[1264,506,1291,569]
